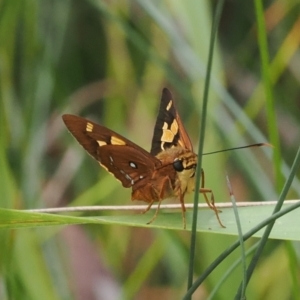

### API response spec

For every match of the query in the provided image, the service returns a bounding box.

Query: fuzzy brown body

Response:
[131,147,197,203]
[62,88,223,229]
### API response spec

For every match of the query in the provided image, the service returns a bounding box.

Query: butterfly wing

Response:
[62,114,162,188]
[150,88,193,156]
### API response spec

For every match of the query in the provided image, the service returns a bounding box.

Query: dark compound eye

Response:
[173,159,184,172]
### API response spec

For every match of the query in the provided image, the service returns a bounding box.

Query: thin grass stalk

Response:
[226,175,247,298]
[183,198,300,299]
[207,244,257,300]
[234,145,300,298]
[186,0,225,297]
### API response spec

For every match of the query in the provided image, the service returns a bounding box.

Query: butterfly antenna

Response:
[203,143,272,155]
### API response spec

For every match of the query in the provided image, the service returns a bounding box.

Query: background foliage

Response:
[1,0,300,299]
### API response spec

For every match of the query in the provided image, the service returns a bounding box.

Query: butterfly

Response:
[62,88,224,229]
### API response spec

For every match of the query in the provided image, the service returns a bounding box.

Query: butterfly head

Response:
[156,147,197,194]
[173,150,197,194]
[173,154,196,175]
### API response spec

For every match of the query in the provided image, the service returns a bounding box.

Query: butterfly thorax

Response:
[156,146,197,197]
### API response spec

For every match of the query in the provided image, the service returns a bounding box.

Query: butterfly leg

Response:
[141,199,155,215]
[146,176,172,226]
[132,183,157,214]
[146,198,163,225]
[178,188,187,229]
[199,169,225,228]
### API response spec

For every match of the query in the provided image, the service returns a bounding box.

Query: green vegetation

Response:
[1,1,300,299]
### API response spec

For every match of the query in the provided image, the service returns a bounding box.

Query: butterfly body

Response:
[156,146,197,194]
[63,88,223,229]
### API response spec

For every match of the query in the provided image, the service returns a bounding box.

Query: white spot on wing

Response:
[129,162,137,169]
[120,169,134,186]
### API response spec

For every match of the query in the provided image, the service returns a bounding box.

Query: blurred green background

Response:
[1,1,300,299]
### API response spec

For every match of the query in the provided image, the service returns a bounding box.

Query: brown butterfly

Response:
[62,88,224,229]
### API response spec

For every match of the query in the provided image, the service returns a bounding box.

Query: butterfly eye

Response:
[173,159,184,172]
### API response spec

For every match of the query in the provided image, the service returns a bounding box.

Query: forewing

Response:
[150,88,193,156]
[62,114,162,187]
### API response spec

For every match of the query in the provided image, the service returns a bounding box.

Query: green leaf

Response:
[1,202,299,240]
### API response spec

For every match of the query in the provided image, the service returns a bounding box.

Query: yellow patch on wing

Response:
[161,120,179,143]
[161,130,174,143]
[86,122,93,132]
[97,140,107,147]
[170,119,178,133]
[111,136,126,145]
[166,100,173,111]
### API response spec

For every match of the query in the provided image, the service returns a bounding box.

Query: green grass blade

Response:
[1,200,300,240]
[187,1,225,296]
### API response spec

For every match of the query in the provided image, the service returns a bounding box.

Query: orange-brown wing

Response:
[150,88,193,156]
[62,114,162,188]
